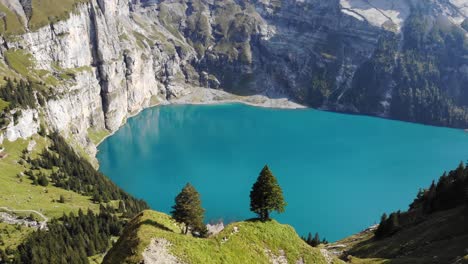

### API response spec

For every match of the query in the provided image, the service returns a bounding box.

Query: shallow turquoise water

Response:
[97,104,468,241]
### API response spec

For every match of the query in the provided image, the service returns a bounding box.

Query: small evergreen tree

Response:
[307,232,313,245]
[92,191,102,203]
[171,183,206,236]
[250,165,286,221]
[374,213,388,239]
[312,232,320,247]
[322,237,328,244]
[303,231,327,247]
[37,174,49,187]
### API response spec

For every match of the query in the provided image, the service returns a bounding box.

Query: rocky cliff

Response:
[0,0,467,157]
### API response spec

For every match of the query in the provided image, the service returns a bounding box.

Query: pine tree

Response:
[375,213,388,239]
[455,161,466,182]
[312,232,320,247]
[389,212,399,231]
[307,232,313,245]
[37,174,49,187]
[118,200,126,213]
[249,165,286,221]
[423,180,436,213]
[171,183,206,236]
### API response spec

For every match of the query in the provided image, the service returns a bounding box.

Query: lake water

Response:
[97,104,468,241]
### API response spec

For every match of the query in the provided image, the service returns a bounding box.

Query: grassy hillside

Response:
[104,210,336,264]
[0,135,100,218]
[327,206,468,264]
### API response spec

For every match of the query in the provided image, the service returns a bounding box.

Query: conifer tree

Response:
[375,213,388,239]
[37,174,48,187]
[249,165,286,221]
[307,232,313,245]
[171,183,206,236]
[312,232,320,247]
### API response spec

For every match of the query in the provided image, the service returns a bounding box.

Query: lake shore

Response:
[94,88,304,149]
[169,87,306,110]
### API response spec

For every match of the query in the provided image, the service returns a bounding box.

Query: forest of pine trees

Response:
[389,12,468,127]
[0,78,50,129]
[375,162,468,239]
[30,133,148,217]
[0,79,37,110]
[301,232,328,247]
[13,208,122,264]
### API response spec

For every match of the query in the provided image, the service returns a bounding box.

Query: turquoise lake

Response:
[97,104,468,241]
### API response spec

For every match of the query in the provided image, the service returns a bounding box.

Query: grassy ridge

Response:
[105,210,331,264]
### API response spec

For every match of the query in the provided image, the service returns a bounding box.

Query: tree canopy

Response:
[171,183,206,236]
[249,165,286,221]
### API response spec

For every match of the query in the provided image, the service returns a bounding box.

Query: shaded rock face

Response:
[197,0,381,105]
[0,0,467,151]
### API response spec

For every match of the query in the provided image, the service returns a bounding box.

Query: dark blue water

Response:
[97,104,468,241]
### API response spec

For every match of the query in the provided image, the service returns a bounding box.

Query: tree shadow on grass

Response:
[244,217,273,223]
[140,219,175,232]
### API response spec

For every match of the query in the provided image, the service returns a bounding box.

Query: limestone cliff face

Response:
[0,0,466,155]
[0,0,198,156]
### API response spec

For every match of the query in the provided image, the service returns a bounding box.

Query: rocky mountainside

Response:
[0,0,467,157]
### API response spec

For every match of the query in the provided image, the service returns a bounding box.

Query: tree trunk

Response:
[260,210,269,221]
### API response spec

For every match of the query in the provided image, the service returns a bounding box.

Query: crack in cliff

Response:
[88,1,110,130]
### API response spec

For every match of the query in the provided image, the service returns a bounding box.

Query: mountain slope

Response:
[325,162,468,264]
[104,210,334,264]
[0,0,467,166]
[328,206,468,264]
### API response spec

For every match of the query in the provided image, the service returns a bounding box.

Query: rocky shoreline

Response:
[170,88,305,110]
